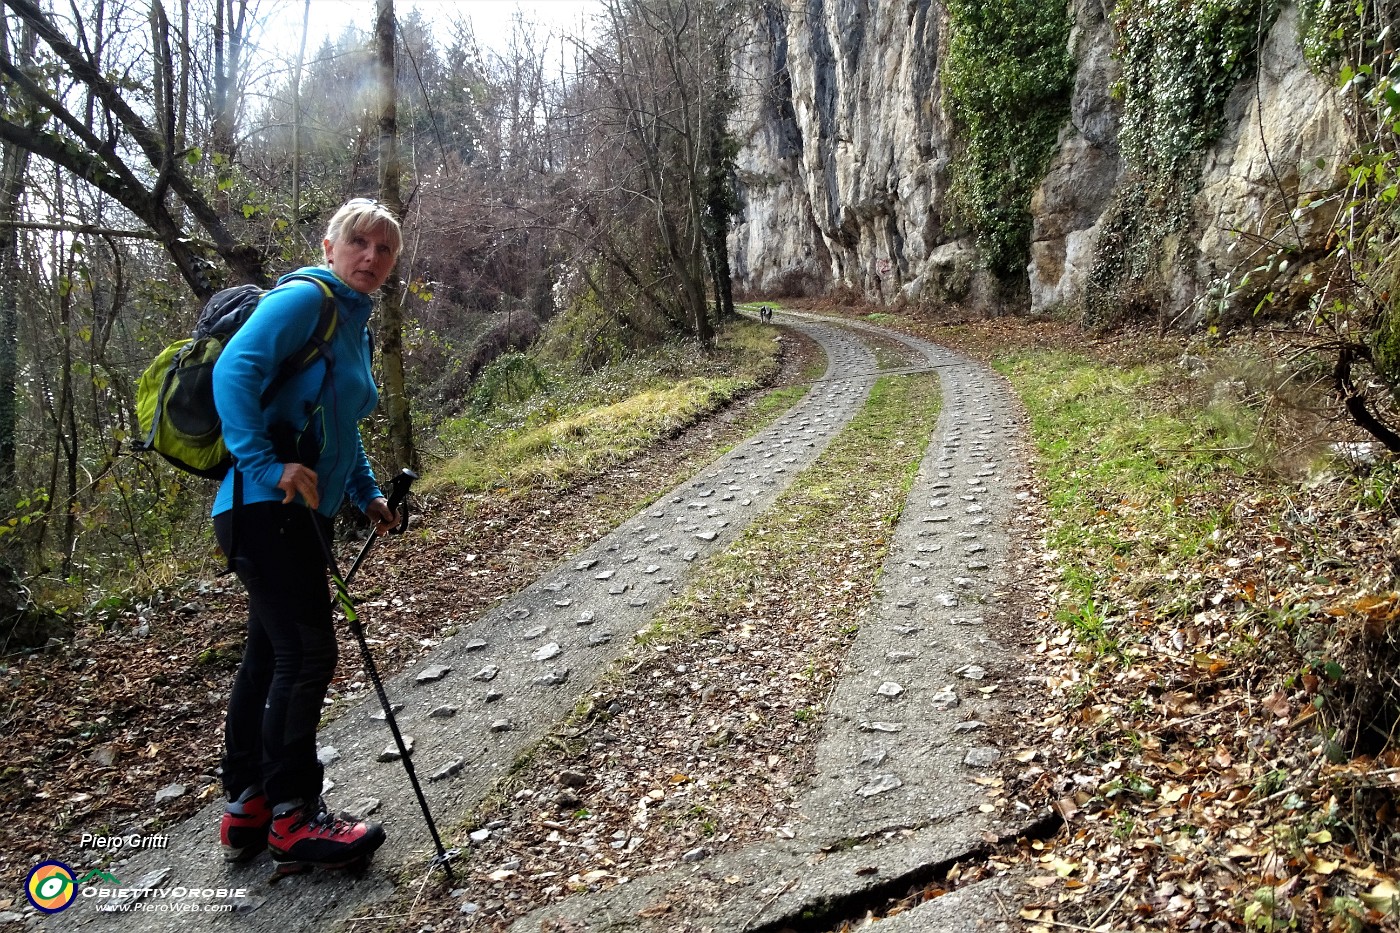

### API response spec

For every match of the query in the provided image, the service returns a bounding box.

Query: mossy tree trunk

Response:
[375,0,416,472]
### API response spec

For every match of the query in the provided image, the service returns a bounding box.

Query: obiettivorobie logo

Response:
[24,862,119,913]
[26,858,247,915]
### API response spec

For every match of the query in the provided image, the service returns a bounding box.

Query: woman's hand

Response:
[277,463,320,509]
[366,496,395,536]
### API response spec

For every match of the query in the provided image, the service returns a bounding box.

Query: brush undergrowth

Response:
[427,322,782,495]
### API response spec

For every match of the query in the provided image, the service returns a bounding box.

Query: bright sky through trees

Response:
[258,0,601,56]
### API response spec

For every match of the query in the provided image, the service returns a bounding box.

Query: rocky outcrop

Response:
[729,0,1348,321]
[1026,0,1123,315]
[1183,3,1347,322]
[730,0,979,305]
[728,2,834,298]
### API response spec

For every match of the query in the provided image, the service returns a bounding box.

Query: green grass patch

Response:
[427,322,784,494]
[752,383,810,421]
[647,372,942,643]
[993,349,1253,657]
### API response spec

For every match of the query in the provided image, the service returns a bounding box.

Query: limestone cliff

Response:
[730,0,965,303]
[729,0,1346,321]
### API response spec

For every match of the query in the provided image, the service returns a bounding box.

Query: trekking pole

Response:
[307,470,458,879]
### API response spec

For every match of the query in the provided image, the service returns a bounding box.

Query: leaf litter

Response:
[0,330,824,902]
[825,311,1400,933]
[368,370,941,931]
[7,313,1400,933]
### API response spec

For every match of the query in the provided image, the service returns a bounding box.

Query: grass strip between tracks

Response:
[370,370,942,931]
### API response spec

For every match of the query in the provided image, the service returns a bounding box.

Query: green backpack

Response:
[134,275,338,479]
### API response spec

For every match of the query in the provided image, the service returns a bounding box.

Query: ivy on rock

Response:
[1114,0,1280,184]
[1082,0,1281,325]
[943,0,1075,278]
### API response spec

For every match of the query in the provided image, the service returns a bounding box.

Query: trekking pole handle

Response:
[342,468,417,590]
[385,468,417,535]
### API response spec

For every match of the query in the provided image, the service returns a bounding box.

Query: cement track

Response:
[52,314,1031,933]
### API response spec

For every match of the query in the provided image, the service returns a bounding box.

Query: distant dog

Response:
[759,305,773,323]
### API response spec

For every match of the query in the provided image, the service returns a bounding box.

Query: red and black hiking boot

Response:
[267,800,386,878]
[220,788,273,862]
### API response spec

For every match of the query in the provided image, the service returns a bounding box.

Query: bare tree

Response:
[0,13,34,483]
[0,0,264,297]
[576,0,743,345]
[291,0,310,225]
[211,0,248,166]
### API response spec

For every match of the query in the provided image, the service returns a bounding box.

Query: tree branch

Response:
[0,218,169,241]
[0,117,217,295]
[1335,343,1400,452]
[2,0,264,291]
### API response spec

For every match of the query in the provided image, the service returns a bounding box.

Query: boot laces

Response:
[303,803,356,837]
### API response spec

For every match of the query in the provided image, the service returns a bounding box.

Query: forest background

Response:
[0,0,746,634]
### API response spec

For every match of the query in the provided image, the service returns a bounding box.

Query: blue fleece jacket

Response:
[211,266,383,519]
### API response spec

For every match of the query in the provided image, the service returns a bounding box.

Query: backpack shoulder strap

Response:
[258,276,338,409]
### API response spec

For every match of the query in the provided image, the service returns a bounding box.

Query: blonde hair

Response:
[324,199,403,258]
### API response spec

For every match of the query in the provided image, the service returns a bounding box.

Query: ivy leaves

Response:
[943,0,1075,277]
[1081,0,1277,324]
[1114,0,1279,183]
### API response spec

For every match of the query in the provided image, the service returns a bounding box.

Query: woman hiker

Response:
[212,198,401,872]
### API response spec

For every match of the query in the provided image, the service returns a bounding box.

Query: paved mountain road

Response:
[45,313,1030,933]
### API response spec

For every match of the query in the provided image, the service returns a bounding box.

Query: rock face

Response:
[1026,0,1123,315]
[729,0,1346,321]
[1184,3,1347,322]
[730,0,969,304]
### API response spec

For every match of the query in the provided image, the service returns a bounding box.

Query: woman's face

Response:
[323,223,397,294]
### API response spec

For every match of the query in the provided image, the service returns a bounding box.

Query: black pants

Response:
[214,501,335,810]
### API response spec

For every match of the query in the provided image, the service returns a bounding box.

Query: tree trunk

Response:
[1336,343,1400,452]
[375,0,416,471]
[291,0,310,227]
[177,0,189,149]
[2,0,265,295]
[0,144,24,484]
[210,0,246,167]
[1,0,264,294]
[0,16,34,484]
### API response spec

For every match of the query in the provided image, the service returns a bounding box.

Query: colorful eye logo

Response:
[26,861,77,913]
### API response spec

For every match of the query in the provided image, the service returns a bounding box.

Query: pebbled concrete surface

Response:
[41,319,877,931]
[19,313,1038,933]
[512,313,1037,931]
[800,320,1026,841]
